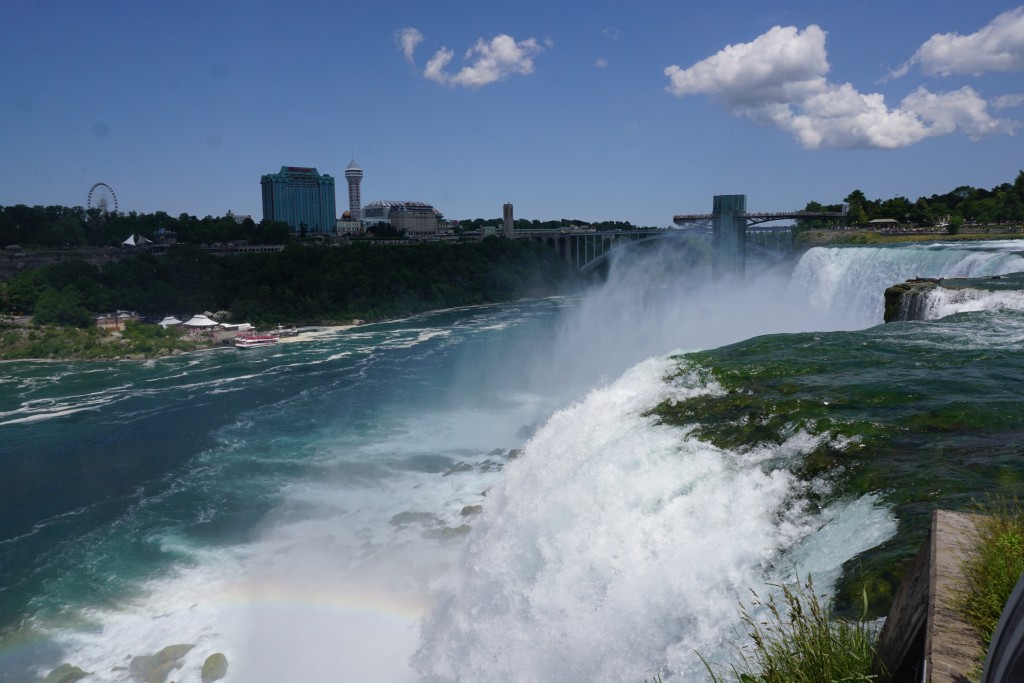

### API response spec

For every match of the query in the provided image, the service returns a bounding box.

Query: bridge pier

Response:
[675,195,844,279]
[712,194,747,280]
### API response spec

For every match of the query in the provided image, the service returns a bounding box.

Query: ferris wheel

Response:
[87,182,118,217]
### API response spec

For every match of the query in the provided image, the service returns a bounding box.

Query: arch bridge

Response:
[513,228,683,272]
[509,195,844,275]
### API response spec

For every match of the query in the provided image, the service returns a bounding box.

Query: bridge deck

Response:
[673,210,845,225]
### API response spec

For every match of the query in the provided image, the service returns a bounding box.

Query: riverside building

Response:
[362,200,441,237]
[260,166,337,234]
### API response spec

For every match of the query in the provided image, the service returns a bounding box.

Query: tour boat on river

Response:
[234,333,280,348]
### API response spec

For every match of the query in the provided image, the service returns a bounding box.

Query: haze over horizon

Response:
[3,0,1023,226]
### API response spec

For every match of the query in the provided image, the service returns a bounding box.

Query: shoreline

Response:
[0,296,569,363]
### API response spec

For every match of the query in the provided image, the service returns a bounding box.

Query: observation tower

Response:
[345,159,363,221]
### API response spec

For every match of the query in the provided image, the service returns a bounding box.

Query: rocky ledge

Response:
[884,273,1024,322]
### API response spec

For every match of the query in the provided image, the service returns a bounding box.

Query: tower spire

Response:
[344,156,363,221]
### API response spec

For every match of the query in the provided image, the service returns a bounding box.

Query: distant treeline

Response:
[798,170,1024,228]
[0,206,293,249]
[0,205,665,250]
[0,239,582,326]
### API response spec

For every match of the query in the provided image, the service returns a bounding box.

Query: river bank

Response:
[0,321,365,362]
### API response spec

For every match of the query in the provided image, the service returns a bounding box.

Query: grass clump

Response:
[700,577,882,683]
[954,497,1024,651]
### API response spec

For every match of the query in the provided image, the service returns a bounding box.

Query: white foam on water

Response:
[42,389,534,683]
[413,357,897,681]
[920,286,1024,319]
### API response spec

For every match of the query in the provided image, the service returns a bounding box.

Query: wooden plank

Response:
[875,524,932,680]
[874,510,985,682]
[925,510,985,683]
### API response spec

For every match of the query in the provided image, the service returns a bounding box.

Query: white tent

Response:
[122,234,153,247]
[157,316,183,327]
[182,314,218,327]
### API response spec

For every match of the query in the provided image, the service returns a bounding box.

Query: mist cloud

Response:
[664,23,1016,149]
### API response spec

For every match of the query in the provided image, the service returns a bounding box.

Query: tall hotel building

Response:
[260,166,337,234]
[345,159,363,220]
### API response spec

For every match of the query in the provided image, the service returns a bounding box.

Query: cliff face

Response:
[883,278,941,322]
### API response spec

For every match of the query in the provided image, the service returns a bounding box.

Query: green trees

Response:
[32,286,92,327]
[799,172,1024,229]
[843,190,869,226]
[0,206,296,249]
[794,200,845,230]
[2,239,582,326]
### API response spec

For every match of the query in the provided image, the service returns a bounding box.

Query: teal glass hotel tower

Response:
[260,166,337,234]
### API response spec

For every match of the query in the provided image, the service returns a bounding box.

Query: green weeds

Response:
[699,577,882,683]
[954,497,1024,652]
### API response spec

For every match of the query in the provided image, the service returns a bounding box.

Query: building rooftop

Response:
[365,200,433,209]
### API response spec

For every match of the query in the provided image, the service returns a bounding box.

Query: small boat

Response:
[234,333,280,348]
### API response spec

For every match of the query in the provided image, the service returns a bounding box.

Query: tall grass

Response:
[699,576,882,683]
[955,497,1024,651]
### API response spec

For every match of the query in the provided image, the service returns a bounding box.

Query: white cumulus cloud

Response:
[396,27,424,65]
[423,34,546,88]
[664,24,1017,149]
[665,25,829,106]
[893,7,1024,77]
[424,48,454,84]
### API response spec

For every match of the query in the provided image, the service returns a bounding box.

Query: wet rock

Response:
[42,664,88,683]
[488,448,505,456]
[883,278,939,322]
[442,462,473,476]
[425,524,471,540]
[201,653,228,683]
[460,504,483,516]
[389,511,435,527]
[129,644,194,683]
[507,449,523,460]
[884,273,1024,322]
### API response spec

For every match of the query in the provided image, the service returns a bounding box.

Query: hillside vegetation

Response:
[1,239,583,327]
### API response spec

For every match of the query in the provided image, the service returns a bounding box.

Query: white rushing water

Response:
[32,239,1024,682]
[414,357,896,681]
[790,241,1024,323]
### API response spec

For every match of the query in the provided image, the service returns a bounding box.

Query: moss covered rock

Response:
[201,652,228,683]
[42,664,88,683]
[129,644,194,683]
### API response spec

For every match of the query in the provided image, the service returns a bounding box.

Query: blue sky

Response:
[3,0,1023,226]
